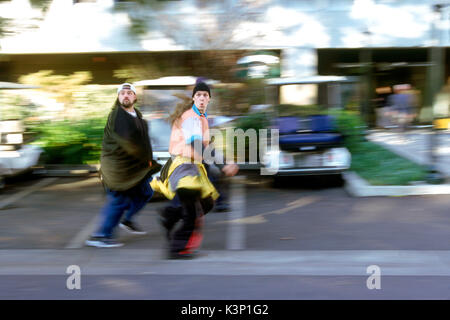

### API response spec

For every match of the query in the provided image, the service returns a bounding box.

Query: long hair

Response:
[169,94,193,126]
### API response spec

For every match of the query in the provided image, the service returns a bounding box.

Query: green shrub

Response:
[274,104,326,117]
[234,112,270,132]
[32,118,106,164]
[330,109,427,185]
[221,112,270,163]
[349,140,427,185]
[329,109,367,149]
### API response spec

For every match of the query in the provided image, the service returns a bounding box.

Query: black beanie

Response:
[192,82,211,97]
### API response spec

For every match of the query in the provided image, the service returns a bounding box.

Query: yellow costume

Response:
[150,156,219,201]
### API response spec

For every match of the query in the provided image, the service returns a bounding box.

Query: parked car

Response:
[147,116,171,177]
[0,120,43,188]
[263,114,351,178]
[0,82,43,188]
[261,75,357,184]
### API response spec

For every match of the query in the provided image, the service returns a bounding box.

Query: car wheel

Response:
[272,176,285,188]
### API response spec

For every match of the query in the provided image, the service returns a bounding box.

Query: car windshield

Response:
[148,118,171,151]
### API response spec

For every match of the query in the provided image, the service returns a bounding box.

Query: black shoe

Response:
[85,236,124,248]
[158,207,182,240]
[167,251,197,260]
[119,220,147,235]
[159,215,172,241]
[214,202,230,212]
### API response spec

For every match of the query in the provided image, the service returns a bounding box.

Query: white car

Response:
[147,117,172,177]
[0,120,42,188]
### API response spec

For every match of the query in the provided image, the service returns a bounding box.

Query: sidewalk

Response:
[1,249,450,276]
[367,128,450,177]
[2,249,450,299]
[344,128,450,197]
[2,152,450,299]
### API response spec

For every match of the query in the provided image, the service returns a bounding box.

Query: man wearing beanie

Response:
[86,83,160,248]
[151,81,238,259]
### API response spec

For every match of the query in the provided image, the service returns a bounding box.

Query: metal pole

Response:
[426,4,447,184]
[226,176,246,250]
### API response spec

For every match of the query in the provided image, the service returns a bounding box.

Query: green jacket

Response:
[100,105,154,191]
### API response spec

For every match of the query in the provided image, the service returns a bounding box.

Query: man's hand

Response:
[222,163,239,177]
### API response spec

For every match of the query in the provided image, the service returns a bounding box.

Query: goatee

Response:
[121,100,133,109]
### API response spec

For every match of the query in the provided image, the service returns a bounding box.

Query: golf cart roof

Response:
[265,75,358,86]
[0,82,40,90]
[133,76,219,88]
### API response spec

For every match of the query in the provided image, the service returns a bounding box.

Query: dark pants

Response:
[161,189,214,254]
[93,177,153,238]
[169,164,229,210]
[209,172,229,208]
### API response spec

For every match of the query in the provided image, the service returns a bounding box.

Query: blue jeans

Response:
[93,177,153,238]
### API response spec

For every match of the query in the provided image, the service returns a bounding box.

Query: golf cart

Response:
[262,76,357,181]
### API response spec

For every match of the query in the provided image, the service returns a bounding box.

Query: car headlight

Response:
[323,148,351,167]
[3,133,23,144]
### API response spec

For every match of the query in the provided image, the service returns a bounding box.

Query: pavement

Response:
[2,248,450,276]
[2,248,450,299]
[2,128,450,300]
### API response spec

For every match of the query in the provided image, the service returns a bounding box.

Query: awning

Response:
[265,75,358,86]
[0,82,40,90]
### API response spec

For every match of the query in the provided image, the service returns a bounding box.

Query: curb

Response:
[32,164,450,197]
[343,171,450,197]
[2,249,450,276]
[32,164,100,177]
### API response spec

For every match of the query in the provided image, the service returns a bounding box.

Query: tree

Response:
[19,70,93,118]
[0,0,51,45]
[112,0,270,82]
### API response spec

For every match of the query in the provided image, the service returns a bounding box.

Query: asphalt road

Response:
[1,275,449,300]
[1,173,450,300]
[2,174,450,251]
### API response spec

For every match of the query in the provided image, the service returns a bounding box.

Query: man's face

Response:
[193,91,210,114]
[118,89,136,108]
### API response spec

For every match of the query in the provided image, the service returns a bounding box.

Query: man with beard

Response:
[86,83,160,248]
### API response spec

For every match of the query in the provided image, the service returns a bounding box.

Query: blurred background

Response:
[1,0,450,185]
[3,0,450,301]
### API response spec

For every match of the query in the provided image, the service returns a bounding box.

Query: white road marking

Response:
[216,195,319,225]
[65,214,100,249]
[0,178,59,211]
[226,176,246,250]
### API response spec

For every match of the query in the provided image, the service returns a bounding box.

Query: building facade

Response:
[1,0,449,122]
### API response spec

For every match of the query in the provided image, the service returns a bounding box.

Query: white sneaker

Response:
[85,236,124,248]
